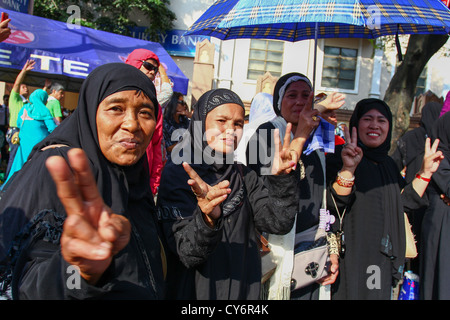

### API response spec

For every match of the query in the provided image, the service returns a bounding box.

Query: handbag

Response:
[290,151,330,290]
[404,212,418,259]
[290,224,330,290]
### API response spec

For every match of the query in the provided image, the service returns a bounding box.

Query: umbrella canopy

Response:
[185,0,450,41]
[0,9,189,94]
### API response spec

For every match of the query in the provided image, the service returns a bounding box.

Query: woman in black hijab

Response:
[391,101,442,273]
[326,98,443,300]
[420,110,450,299]
[157,88,302,300]
[0,63,165,299]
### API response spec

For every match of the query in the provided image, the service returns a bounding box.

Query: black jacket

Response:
[158,163,298,300]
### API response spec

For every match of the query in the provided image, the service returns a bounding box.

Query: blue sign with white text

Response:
[0,9,189,94]
[0,0,30,14]
[130,28,210,58]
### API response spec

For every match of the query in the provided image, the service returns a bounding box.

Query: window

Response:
[247,40,284,80]
[321,46,358,90]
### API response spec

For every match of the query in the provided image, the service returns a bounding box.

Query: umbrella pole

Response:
[312,22,318,96]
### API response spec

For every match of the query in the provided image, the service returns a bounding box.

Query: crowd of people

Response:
[0,12,449,301]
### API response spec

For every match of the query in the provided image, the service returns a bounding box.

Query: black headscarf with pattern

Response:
[158,88,246,220]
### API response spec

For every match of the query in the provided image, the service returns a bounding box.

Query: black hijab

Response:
[349,98,405,279]
[432,110,450,161]
[0,63,159,261]
[158,88,245,218]
[349,98,392,163]
[30,62,159,214]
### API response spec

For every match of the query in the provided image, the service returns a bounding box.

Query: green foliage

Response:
[33,0,176,41]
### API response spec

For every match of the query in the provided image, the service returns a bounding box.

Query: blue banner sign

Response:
[130,28,209,58]
[0,0,30,14]
[0,9,189,94]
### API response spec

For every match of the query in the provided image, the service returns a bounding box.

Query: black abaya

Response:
[157,88,299,300]
[326,99,427,300]
[0,63,165,300]
[420,111,450,300]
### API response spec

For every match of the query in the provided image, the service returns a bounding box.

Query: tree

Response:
[33,0,176,42]
[383,34,449,153]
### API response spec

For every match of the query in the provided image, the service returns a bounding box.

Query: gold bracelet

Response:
[326,232,340,256]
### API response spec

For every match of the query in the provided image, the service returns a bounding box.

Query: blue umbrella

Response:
[186,0,450,41]
[185,0,450,91]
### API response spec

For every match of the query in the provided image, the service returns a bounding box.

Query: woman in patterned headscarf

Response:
[157,88,303,300]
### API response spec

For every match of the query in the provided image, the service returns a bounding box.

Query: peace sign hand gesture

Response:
[418,138,444,178]
[270,123,301,175]
[46,148,131,285]
[341,125,363,173]
[182,162,231,228]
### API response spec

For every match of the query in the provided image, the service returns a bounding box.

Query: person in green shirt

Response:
[4,59,34,179]
[46,82,65,124]
[8,60,34,128]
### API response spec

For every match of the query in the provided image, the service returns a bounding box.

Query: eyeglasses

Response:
[139,60,159,73]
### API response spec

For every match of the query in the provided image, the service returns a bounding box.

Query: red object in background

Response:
[442,0,450,8]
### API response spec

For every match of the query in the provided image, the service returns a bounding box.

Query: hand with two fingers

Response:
[182,162,231,228]
[271,123,302,175]
[332,125,363,195]
[340,125,363,173]
[419,137,444,179]
[46,148,131,285]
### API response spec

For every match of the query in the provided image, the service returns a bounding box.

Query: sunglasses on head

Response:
[139,60,159,73]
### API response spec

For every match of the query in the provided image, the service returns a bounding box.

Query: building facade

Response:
[161,1,449,119]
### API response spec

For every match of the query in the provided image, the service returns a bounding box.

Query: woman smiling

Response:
[326,98,443,300]
[0,63,165,300]
[157,88,304,300]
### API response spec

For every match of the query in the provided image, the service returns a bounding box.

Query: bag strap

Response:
[317,150,327,209]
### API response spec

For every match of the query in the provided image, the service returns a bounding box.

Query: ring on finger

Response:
[312,115,319,121]
[206,194,212,201]
[192,188,204,197]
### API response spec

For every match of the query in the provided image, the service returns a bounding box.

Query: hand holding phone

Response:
[0,12,11,43]
[1,12,8,23]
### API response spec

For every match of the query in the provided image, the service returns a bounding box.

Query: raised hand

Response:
[341,125,363,173]
[0,16,11,43]
[316,92,346,111]
[294,91,321,140]
[46,148,131,284]
[182,162,231,227]
[419,138,443,178]
[23,59,36,71]
[270,123,300,175]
